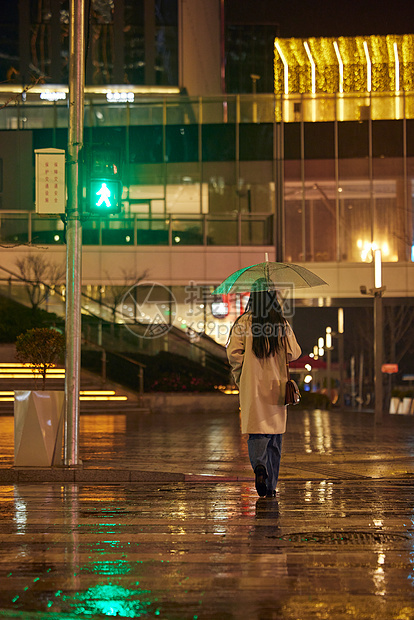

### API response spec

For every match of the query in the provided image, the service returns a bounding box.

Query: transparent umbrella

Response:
[213,261,327,294]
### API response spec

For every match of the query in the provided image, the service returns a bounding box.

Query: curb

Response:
[0,468,247,484]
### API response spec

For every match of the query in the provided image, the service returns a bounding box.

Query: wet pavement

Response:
[1,408,414,618]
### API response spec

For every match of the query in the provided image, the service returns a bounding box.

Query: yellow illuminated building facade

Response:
[273,34,414,265]
[274,34,414,96]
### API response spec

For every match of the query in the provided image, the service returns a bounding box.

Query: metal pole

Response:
[358,352,364,412]
[350,356,356,409]
[338,332,345,409]
[64,0,85,466]
[326,346,331,403]
[374,292,383,424]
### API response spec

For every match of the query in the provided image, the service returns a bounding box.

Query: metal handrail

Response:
[0,211,274,247]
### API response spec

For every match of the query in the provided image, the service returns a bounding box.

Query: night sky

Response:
[226,0,413,38]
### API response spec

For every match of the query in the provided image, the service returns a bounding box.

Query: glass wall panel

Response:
[238,161,274,214]
[239,95,275,123]
[87,2,115,84]
[0,214,29,244]
[207,217,238,245]
[167,98,199,124]
[90,126,127,153]
[155,0,178,86]
[56,106,69,129]
[85,104,128,128]
[284,123,301,160]
[239,124,273,160]
[165,125,198,162]
[82,219,100,245]
[31,216,64,245]
[284,161,303,263]
[303,160,336,261]
[338,121,369,158]
[202,98,237,124]
[373,158,406,262]
[17,104,57,129]
[101,220,135,246]
[203,162,237,214]
[337,159,371,262]
[0,4,18,83]
[129,126,163,164]
[241,216,273,245]
[408,158,414,259]
[172,217,203,245]
[372,120,403,158]
[33,128,68,151]
[202,124,236,161]
[136,217,168,245]
[129,102,164,126]
[166,163,204,214]
[304,122,335,159]
[124,0,145,85]
[406,120,414,157]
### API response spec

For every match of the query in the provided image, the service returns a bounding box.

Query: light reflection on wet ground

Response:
[2,409,414,480]
[1,480,414,619]
[1,409,414,617]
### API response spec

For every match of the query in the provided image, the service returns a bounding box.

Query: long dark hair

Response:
[230,278,287,359]
[248,287,286,358]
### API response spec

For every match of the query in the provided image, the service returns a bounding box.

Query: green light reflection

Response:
[81,560,133,575]
[60,582,152,618]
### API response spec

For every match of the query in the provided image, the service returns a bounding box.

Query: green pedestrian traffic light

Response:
[88,178,122,214]
[84,145,123,215]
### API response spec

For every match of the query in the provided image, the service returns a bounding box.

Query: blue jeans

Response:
[248,434,283,492]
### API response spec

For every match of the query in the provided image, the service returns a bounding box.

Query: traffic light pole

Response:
[64,0,85,466]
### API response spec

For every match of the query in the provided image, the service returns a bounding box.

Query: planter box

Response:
[389,397,401,414]
[390,397,413,415]
[14,391,64,466]
[400,398,413,415]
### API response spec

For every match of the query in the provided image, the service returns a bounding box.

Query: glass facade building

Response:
[0,85,413,266]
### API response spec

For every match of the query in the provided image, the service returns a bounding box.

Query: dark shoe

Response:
[266,489,276,498]
[254,465,268,497]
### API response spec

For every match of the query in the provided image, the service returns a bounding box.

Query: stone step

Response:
[0,399,149,416]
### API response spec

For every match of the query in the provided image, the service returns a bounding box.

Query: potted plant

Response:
[14,328,66,467]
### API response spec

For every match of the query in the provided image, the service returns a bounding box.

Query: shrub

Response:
[15,328,65,390]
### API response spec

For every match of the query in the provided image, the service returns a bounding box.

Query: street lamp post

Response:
[325,326,332,401]
[360,249,385,424]
[337,308,345,410]
[64,0,85,465]
[374,250,384,424]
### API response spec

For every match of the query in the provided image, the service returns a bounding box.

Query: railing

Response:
[0,266,231,385]
[0,211,274,247]
[1,91,414,128]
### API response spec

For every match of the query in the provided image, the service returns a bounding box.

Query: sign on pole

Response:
[381,363,398,374]
[35,148,66,214]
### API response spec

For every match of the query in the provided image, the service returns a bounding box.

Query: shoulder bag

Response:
[283,335,300,406]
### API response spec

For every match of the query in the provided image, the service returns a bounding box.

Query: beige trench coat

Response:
[227,313,301,434]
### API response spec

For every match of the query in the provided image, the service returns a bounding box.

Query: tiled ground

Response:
[1,480,414,619]
[2,408,414,480]
[1,409,414,618]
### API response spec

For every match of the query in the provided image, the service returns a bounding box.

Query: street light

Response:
[360,249,386,424]
[337,308,345,409]
[326,326,332,400]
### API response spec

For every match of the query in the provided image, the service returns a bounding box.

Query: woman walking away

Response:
[227,280,301,498]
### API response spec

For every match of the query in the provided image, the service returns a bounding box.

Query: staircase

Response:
[0,361,149,415]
